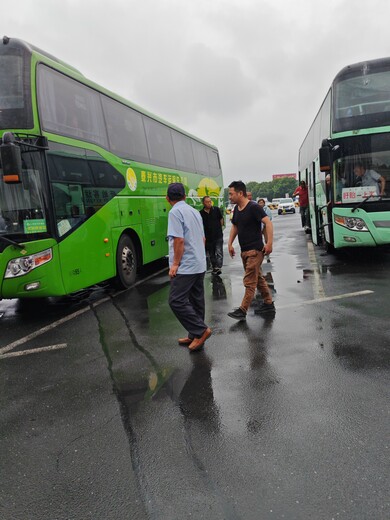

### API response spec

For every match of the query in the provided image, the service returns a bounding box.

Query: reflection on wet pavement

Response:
[1,216,390,519]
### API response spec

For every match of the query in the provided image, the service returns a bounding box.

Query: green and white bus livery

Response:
[0,37,223,299]
[299,57,390,250]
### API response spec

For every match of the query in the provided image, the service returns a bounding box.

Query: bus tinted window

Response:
[47,145,123,237]
[333,70,390,133]
[38,65,108,148]
[89,158,125,188]
[101,96,149,163]
[0,55,24,109]
[47,155,92,184]
[172,130,195,172]
[206,148,221,177]
[0,46,33,129]
[192,140,209,174]
[144,117,176,168]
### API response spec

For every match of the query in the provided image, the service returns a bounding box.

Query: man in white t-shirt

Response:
[354,163,386,196]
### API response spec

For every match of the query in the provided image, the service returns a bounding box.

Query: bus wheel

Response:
[116,235,137,288]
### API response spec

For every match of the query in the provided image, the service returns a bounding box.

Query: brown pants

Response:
[240,250,272,312]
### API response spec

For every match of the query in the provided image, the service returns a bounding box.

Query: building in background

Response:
[272,173,297,180]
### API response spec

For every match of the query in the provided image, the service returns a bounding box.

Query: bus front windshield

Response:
[0,148,49,239]
[333,68,390,133]
[332,135,390,204]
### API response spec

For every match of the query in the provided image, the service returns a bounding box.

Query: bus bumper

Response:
[333,209,390,248]
[334,230,376,248]
[334,222,390,248]
[0,241,66,299]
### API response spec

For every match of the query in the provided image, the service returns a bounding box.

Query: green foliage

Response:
[225,178,298,201]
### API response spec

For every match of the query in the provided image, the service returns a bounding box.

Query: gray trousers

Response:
[169,272,207,339]
[206,237,223,269]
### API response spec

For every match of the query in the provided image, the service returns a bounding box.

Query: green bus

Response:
[299,57,390,250]
[0,37,223,299]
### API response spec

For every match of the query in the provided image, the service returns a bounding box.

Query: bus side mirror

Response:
[319,146,331,172]
[0,133,22,184]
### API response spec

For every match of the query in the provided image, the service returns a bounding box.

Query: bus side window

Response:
[88,158,125,189]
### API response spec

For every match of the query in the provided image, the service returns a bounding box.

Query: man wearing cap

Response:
[166,182,212,351]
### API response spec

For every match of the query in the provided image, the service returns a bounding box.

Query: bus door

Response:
[47,145,124,293]
[140,196,169,261]
[316,166,332,247]
[56,205,115,293]
[309,161,321,245]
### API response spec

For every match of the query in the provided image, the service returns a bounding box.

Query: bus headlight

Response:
[334,215,368,231]
[5,249,53,278]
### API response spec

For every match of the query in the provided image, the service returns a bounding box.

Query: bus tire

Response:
[116,234,137,288]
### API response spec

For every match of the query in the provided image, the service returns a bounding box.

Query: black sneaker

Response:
[254,302,276,315]
[228,307,247,320]
[214,268,222,275]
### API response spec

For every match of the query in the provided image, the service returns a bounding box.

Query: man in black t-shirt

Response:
[227,181,275,320]
[200,196,224,275]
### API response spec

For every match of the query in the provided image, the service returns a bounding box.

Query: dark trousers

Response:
[169,272,207,339]
[300,206,309,227]
[206,237,223,269]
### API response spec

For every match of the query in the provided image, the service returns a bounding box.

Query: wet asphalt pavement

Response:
[0,212,389,520]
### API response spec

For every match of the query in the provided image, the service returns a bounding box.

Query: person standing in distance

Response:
[227,181,275,320]
[200,196,224,275]
[166,183,212,351]
[293,180,309,229]
[258,198,272,262]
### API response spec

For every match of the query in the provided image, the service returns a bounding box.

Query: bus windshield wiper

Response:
[351,194,381,213]
[0,235,25,249]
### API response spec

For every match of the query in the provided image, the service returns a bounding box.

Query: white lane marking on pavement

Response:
[0,343,67,360]
[306,238,325,299]
[276,290,374,310]
[0,266,168,356]
[0,308,89,356]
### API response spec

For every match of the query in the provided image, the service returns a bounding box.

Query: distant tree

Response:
[271,178,298,198]
[257,181,273,201]
[222,177,298,201]
[246,181,260,198]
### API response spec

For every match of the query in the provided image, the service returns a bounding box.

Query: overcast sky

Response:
[3,0,390,185]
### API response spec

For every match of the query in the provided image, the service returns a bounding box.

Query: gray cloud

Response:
[133,43,260,124]
[3,0,390,185]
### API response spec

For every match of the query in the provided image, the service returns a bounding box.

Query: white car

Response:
[270,198,281,209]
[278,198,296,215]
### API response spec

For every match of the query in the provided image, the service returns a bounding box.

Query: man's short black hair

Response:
[202,195,211,203]
[228,180,247,196]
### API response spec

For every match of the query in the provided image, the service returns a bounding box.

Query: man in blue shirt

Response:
[167,183,212,351]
